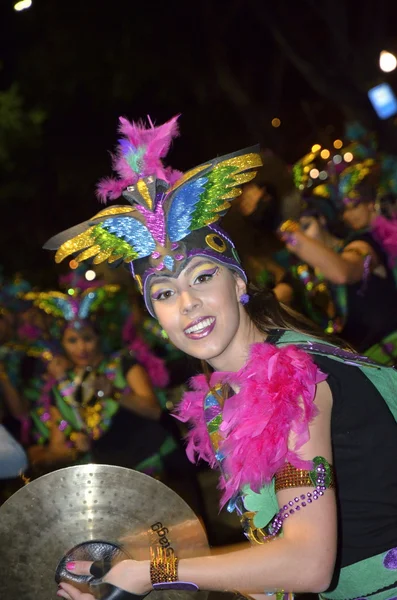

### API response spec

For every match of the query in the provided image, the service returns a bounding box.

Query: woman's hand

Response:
[47,356,71,381]
[57,560,151,599]
[72,432,91,453]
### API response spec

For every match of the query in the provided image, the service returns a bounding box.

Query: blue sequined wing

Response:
[165,147,262,242]
[44,206,156,265]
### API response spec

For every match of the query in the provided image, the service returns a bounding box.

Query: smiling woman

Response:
[45,115,397,600]
[150,258,250,367]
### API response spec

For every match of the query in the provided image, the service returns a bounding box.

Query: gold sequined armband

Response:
[275,460,335,493]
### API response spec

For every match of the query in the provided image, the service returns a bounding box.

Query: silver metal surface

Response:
[0,464,208,599]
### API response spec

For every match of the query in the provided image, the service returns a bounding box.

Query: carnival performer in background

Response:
[274,149,397,365]
[26,282,177,473]
[44,115,397,600]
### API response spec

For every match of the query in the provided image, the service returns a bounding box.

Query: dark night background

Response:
[1,0,397,284]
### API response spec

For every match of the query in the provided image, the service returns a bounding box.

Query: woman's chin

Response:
[181,339,229,362]
[73,358,91,367]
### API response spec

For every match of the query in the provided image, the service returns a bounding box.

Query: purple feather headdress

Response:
[97,115,182,203]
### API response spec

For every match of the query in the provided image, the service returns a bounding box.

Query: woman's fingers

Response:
[65,561,93,576]
[57,584,73,599]
[58,582,94,600]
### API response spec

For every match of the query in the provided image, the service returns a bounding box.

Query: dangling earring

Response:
[239,293,249,305]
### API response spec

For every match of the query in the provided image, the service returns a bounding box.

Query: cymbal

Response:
[0,464,209,599]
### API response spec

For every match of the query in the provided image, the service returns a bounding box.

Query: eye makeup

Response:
[190,263,219,281]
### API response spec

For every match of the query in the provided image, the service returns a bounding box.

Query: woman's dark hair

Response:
[201,282,349,384]
[244,283,342,342]
[301,194,348,239]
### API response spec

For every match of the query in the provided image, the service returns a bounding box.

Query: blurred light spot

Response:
[380,50,397,73]
[309,168,319,179]
[271,118,281,128]
[14,0,32,10]
[343,152,354,162]
[85,270,96,281]
[333,139,343,149]
[67,288,75,296]
[69,260,79,270]
[320,149,330,159]
[319,171,328,180]
[311,144,321,152]
[333,154,342,164]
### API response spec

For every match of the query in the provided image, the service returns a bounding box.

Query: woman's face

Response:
[150,257,246,362]
[299,215,325,241]
[342,202,375,230]
[62,325,100,368]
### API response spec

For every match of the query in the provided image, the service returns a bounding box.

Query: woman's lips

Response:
[184,317,216,340]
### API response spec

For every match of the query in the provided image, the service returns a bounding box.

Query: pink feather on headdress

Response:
[96,114,182,203]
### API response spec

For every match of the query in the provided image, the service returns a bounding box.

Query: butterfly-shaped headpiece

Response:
[45,116,262,315]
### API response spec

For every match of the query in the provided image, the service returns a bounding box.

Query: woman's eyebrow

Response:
[183,260,215,277]
[151,260,215,287]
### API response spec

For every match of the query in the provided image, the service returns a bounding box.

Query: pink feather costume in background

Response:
[371,214,397,268]
[176,343,326,505]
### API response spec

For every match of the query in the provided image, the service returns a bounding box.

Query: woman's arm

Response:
[28,406,89,466]
[120,364,162,420]
[176,379,336,594]
[285,231,378,285]
[59,380,337,598]
[0,364,28,418]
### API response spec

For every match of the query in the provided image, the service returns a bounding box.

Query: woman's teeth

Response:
[185,317,215,334]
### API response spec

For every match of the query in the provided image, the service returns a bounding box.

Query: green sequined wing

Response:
[165,146,262,241]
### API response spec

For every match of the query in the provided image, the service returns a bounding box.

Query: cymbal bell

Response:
[0,464,209,599]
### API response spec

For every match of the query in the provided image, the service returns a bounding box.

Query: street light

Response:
[379,50,397,73]
[14,0,32,11]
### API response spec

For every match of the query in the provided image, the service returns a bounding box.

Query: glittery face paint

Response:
[150,256,246,364]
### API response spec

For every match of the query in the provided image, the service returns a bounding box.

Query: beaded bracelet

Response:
[270,459,332,537]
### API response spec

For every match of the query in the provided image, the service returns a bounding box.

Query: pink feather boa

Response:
[371,214,397,268]
[175,343,326,505]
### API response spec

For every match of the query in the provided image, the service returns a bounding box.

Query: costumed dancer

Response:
[274,149,397,365]
[27,283,170,474]
[45,116,397,600]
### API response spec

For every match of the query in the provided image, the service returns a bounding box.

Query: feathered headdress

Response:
[338,158,379,208]
[292,148,340,224]
[44,115,262,316]
[0,274,32,315]
[25,285,120,329]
